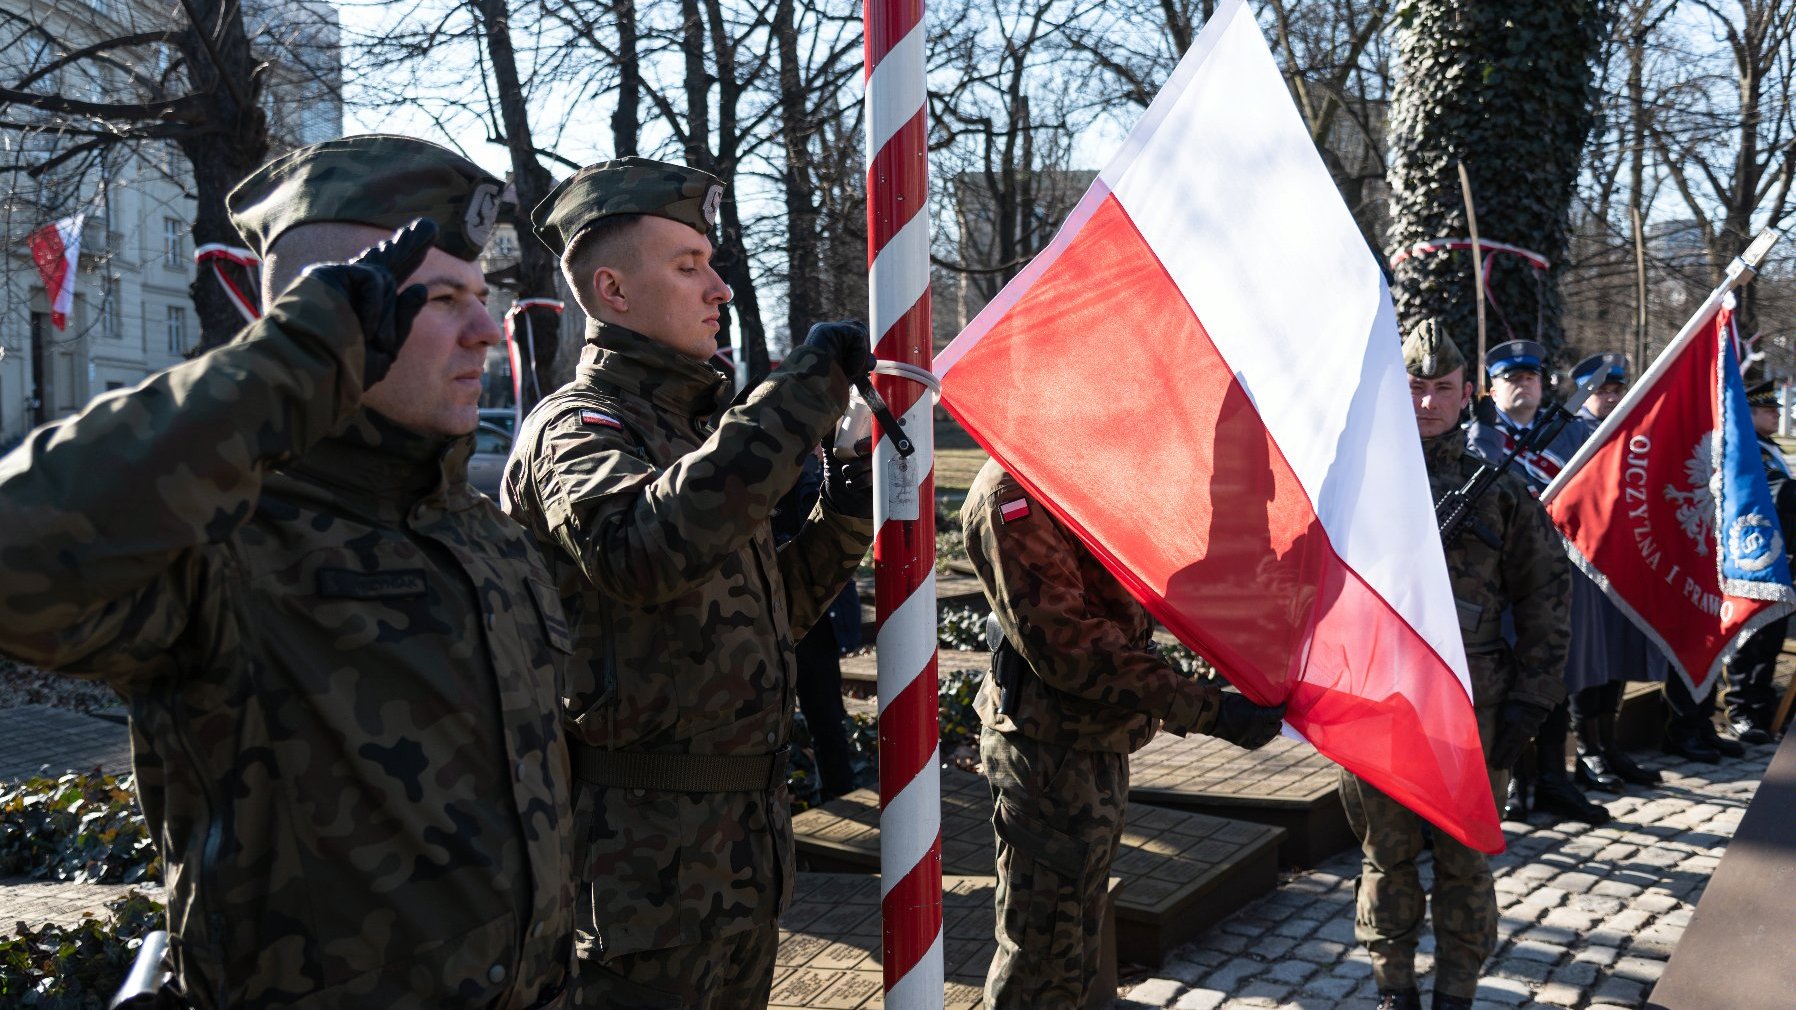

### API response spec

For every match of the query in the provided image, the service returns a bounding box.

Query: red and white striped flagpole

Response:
[865,0,942,1005]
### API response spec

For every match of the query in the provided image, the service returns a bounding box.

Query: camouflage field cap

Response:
[1402,318,1466,379]
[532,157,725,256]
[227,135,504,261]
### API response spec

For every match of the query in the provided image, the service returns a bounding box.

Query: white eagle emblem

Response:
[1728,513,1783,573]
[1663,433,1718,556]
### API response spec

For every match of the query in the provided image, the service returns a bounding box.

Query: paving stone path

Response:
[1110,744,1772,1010]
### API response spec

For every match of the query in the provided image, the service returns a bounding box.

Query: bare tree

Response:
[1649,0,1796,340]
[0,1,270,350]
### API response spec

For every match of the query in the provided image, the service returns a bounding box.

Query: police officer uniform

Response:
[0,136,577,1009]
[1466,339,1609,826]
[502,158,874,1007]
[1344,323,1570,1010]
[961,459,1284,1010]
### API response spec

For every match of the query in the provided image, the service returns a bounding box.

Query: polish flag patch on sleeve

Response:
[580,410,624,430]
[998,497,1031,523]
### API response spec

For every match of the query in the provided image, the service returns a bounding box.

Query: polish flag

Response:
[28,214,83,331]
[936,0,1501,851]
[1543,298,1795,698]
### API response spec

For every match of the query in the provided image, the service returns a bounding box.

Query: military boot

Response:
[1433,993,1475,1010]
[1501,772,1530,821]
[1532,772,1611,825]
[1376,989,1422,1010]
[1598,710,1661,785]
[1574,716,1623,792]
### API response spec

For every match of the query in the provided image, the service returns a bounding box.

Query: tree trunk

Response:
[700,0,767,382]
[775,0,821,346]
[473,0,562,412]
[612,0,640,157]
[176,0,268,351]
[1388,0,1604,366]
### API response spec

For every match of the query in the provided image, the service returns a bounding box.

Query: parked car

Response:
[468,421,512,500]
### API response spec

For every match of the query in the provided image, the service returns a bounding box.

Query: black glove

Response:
[1488,698,1551,770]
[1212,692,1286,750]
[820,449,875,520]
[803,320,875,379]
[303,218,437,388]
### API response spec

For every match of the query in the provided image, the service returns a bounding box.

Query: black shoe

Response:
[1602,746,1662,785]
[1730,717,1773,746]
[1700,722,1746,758]
[1533,773,1612,825]
[1377,990,1422,1010]
[1433,994,1475,1010]
[1664,731,1721,763]
[1502,775,1530,821]
[1575,751,1624,792]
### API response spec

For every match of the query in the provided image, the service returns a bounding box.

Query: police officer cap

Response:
[1746,379,1779,409]
[532,157,725,257]
[1571,353,1628,388]
[1484,339,1548,379]
[228,134,504,262]
[1402,318,1466,379]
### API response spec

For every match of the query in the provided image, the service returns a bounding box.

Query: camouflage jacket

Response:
[501,322,870,958]
[961,460,1221,753]
[1426,428,1570,712]
[0,276,576,1010]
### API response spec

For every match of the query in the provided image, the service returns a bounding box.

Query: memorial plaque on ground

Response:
[1125,731,1353,868]
[771,872,1119,1010]
[791,766,1283,964]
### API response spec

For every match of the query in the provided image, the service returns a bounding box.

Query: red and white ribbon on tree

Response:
[865,0,942,1005]
[194,244,262,324]
[504,297,563,423]
[1390,236,1551,343]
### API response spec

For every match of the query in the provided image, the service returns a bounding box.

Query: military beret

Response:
[227,134,503,262]
[1571,352,1628,388]
[532,157,725,257]
[1746,379,1780,409]
[1484,339,1548,379]
[1402,318,1467,379]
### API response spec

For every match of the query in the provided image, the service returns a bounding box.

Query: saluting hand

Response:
[304,218,438,388]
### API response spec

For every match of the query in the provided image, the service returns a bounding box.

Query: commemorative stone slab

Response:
[771,872,1120,1010]
[791,766,1283,964]
[1126,731,1354,868]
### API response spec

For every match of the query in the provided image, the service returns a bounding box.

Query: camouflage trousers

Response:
[571,918,778,1009]
[1339,763,1509,999]
[981,726,1127,1010]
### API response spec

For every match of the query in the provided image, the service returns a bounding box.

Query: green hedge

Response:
[0,772,159,885]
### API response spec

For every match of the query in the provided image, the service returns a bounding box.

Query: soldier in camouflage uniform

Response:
[1342,322,1571,1010]
[502,157,875,1007]
[961,459,1287,1010]
[0,135,576,1009]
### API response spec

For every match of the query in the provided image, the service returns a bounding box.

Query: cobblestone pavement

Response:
[1110,743,1774,1010]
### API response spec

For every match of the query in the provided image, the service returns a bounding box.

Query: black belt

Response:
[570,745,790,793]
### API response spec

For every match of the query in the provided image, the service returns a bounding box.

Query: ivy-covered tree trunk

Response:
[1388,1,1604,368]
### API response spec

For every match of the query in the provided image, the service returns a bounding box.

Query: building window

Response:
[163,217,185,269]
[102,279,121,338]
[166,305,188,355]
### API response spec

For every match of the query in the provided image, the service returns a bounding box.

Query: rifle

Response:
[1436,353,1625,548]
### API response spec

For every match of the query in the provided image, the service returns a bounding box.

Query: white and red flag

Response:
[936,0,1501,852]
[27,214,83,331]
[1543,297,1795,699]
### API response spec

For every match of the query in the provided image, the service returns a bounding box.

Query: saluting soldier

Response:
[0,135,576,1009]
[961,458,1286,1010]
[502,158,875,1006]
[1466,338,1609,825]
[1345,322,1570,1010]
